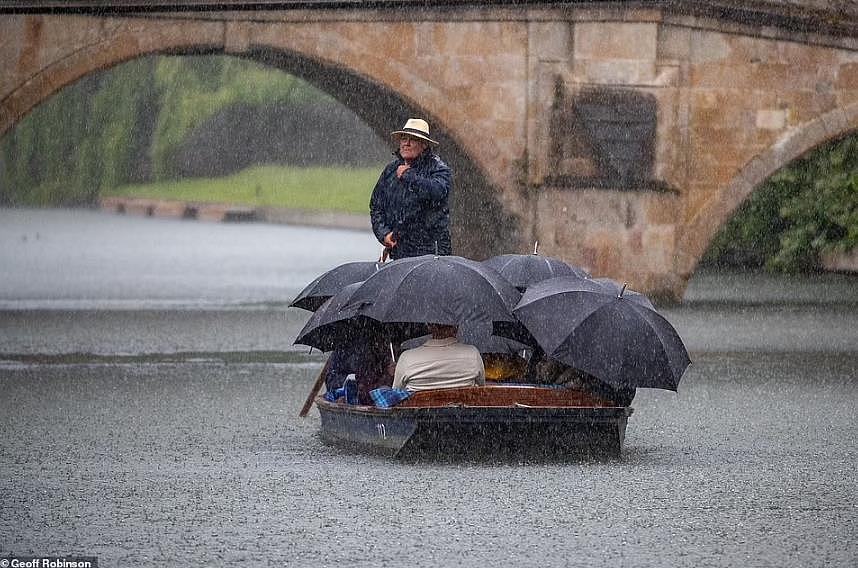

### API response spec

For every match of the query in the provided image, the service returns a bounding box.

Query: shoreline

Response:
[100,196,370,232]
[100,196,858,272]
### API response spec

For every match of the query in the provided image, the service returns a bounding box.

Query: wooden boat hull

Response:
[316,386,633,459]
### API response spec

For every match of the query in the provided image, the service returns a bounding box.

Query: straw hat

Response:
[391,118,438,146]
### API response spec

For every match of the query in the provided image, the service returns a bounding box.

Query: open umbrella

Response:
[482,243,590,291]
[401,320,529,355]
[346,254,521,327]
[294,283,369,351]
[495,276,690,391]
[290,261,384,312]
[294,282,425,352]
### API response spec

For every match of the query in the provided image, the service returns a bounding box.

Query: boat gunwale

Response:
[315,396,634,422]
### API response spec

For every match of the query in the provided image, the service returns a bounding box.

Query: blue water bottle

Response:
[343,375,359,405]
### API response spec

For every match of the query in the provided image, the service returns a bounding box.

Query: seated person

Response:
[393,323,485,392]
[325,333,395,405]
[527,352,635,406]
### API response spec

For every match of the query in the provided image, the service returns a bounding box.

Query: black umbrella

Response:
[290,261,384,312]
[401,320,530,355]
[346,254,521,327]
[496,276,690,391]
[294,282,370,351]
[294,282,426,352]
[482,244,590,291]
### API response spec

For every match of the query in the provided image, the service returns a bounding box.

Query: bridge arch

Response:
[677,102,858,280]
[6,7,858,301]
[1,16,519,258]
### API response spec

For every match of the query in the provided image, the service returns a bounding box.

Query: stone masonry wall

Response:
[2,6,858,299]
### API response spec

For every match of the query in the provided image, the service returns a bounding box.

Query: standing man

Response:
[370,118,453,260]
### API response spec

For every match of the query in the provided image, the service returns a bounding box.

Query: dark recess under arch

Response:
[244,46,521,259]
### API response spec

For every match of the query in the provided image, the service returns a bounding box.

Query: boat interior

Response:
[396,385,618,408]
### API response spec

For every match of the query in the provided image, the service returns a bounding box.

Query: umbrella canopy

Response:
[290,261,384,312]
[401,320,530,355]
[482,252,590,291]
[294,282,426,352]
[497,276,690,391]
[294,282,370,351]
[346,254,521,327]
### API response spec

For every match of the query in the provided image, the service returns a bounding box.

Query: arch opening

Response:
[676,103,858,298]
[694,131,858,278]
[243,46,520,259]
[2,40,521,259]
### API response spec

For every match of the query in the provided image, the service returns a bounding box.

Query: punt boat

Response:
[315,385,633,459]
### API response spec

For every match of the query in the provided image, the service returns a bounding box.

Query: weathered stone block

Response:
[579,59,657,84]
[836,63,858,90]
[224,21,252,54]
[641,224,677,273]
[756,109,787,130]
[688,30,730,64]
[529,21,572,61]
[152,200,189,218]
[657,25,691,63]
[690,62,754,90]
[574,22,657,61]
[123,199,156,216]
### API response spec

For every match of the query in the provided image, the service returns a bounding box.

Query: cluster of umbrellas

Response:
[290,250,690,392]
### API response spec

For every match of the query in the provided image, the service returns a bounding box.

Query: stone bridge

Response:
[2,1,858,300]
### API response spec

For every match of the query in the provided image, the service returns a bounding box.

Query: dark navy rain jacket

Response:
[369,150,452,259]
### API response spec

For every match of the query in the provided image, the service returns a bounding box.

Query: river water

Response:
[1,208,856,567]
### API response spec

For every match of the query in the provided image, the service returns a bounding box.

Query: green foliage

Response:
[0,58,158,206]
[105,164,381,214]
[773,136,858,270]
[704,134,858,271]
[1,54,330,205]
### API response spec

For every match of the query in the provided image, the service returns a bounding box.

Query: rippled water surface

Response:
[1,209,856,567]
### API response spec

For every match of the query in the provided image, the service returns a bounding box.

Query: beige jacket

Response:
[393,337,486,392]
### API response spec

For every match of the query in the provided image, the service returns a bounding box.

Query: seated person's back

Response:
[393,324,485,392]
[325,334,394,404]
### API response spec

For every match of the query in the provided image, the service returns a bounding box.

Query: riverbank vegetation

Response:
[702,134,858,271]
[105,164,379,214]
[1,54,855,271]
[0,55,384,208]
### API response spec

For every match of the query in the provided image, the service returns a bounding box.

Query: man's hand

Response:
[383,232,397,248]
[396,164,410,178]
